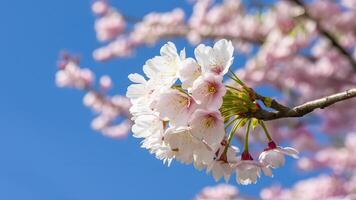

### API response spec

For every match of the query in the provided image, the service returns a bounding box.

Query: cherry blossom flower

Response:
[153,89,197,127]
[235,152,272,185]
[192,74,226,110]
[195,39,234,76]
[189,109,225,151]
[164,127,200,164]
[259,141,299,168]
[142,41,185,86]
[207,144,239,181]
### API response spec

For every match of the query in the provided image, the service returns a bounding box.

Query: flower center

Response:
[211,65,223,74]
[178,96,189,106]
[205,116,215,128]
[208,84,217,94]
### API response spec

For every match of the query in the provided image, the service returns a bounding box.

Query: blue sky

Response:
[0,0,317,199]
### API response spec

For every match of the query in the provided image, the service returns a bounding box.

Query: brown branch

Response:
[250,88,356,121]
[289,0,356,71]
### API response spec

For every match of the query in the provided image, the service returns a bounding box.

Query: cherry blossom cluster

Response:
[55,54,132,138]
[91,0,271,60]
[126,39,299,184]
[92,0,186,61]
[92,0,125,42]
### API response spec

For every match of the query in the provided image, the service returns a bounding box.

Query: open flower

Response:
[195,39,234,76]
[206,144,239,181]
[235,152,272,185]
[126,73,165,105]
[189,109,225,150]
[164,127,200,164]
[126,73,163,118]
[153,89,197,127]
[259,141,299,168]
[143,42,185,86]
[192,74,226,110]
[131,114,162,138]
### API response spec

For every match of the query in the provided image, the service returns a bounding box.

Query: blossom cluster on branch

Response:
[55,0,356,198]
[126,39,299,184]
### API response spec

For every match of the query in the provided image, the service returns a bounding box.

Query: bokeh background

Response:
[0,0,326,199]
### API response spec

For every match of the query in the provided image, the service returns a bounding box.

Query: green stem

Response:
[228,69,246,87]
[222,113,240,121]
[225,85,242,92]
[224,116,239,129]
[260,121,272,141]
[227,75,245,87]
[244,119,252,152]
[223,119,242,156]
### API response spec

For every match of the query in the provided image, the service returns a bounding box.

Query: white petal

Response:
[213,39,234,75]
[194,44,211,68]
[128,73,146,84]
[277,147,299,159]
[160,41,178,58]
[259,150,286,168]
[178,58,201,90]
[126,84,146,100]
[132,115,161,138]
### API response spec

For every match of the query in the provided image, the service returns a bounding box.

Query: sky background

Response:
[0,0,317,199]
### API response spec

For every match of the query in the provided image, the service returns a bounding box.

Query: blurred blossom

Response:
[56,55,132,138]
[195,184,241,200]
[261,175,347,200]
[99,75,112,91]
[92,0,109,16]
[56,61,94,89]
[95,11,125,42]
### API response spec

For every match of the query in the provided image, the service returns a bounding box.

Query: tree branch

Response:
[289,0,356,71]
[250,88,356,121]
